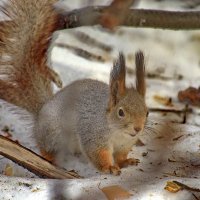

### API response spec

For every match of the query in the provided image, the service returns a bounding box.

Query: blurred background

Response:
[0,1,200,199]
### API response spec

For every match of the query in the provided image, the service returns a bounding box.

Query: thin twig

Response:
[173,181,200,193]
[56,43,106,62]
[149,107,193,114]
[182,104,189,124]
[192,193,200,200]
[73,31,112,52]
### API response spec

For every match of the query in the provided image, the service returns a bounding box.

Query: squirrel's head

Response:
[107,51,148,137]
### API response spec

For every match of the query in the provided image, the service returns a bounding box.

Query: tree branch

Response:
[100,0,137,29]
[64,6,200,30]
[0,135,81,179]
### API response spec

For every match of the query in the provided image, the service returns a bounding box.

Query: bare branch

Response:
[2,7,200,30]
[64,6,200,30]
[149,107,192,114]
[0,135,81,179]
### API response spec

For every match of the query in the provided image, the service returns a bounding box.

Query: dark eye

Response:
[146,111,149,117]
[118,108,125,118]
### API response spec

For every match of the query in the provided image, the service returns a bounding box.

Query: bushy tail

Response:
[0,0,63,113]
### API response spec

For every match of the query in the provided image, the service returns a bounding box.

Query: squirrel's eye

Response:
[118,108,125,118]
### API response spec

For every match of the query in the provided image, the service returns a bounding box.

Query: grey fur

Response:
[35,78,147,168]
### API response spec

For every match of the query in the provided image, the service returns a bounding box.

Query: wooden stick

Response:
[0,135,81,179]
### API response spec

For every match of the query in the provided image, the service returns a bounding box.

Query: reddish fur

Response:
[97,149,113,171]
[114,151,128,167]
[40,149,55,164]
[114,151,139,168]
[0,0,64,113]
[96,149,121,175]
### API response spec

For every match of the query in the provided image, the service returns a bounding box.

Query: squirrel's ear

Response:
[135,50,146,98]
[108,53,126,111]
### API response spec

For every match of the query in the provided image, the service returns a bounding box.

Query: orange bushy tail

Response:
[0,0,63,113]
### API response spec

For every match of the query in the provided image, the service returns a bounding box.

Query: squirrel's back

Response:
[40,79,109,129]
[0,0,63,113]
[35,79,109,153]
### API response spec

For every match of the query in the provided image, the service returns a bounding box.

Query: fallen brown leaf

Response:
[164,181,182,193]
[165,181,200,194]
[153,95,173,107]
[178,86,200,106]
[101,185,132,200]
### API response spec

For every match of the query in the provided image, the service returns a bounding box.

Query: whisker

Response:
[144,128,158,135]
[144,124,160,135]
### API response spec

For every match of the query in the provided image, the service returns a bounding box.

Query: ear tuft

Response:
[108,52,126,111]
[135,50,146,98]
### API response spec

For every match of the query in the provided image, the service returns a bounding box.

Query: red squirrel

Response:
[0,0,148,175]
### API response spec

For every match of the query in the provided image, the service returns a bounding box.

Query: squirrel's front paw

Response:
[101,165,121,175]
[110,165,121,175]
[126,158,140,166]
[118,158,140,168]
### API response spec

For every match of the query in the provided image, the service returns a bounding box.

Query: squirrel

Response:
[0,0,148,175]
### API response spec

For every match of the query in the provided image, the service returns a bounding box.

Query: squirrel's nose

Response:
[134,127,141,132]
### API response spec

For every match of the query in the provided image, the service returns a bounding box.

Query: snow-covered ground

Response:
[0,0,200,199]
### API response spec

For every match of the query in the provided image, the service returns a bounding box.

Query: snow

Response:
[0,0,200,199]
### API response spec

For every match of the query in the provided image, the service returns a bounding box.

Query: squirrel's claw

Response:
[101,165,121,175]
[110,166,121,176]
[110,165,121,175]
[126,158,140,166]
[118,158,140,168]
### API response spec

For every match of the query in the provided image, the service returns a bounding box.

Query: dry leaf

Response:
[164,181,182,193]
[172,135,184,141]
[101,185,132,200]
[168,158,176,163]
[31,187,40,192]
[4,163,13,176]
[178,86,200,106]
[153,95,173,107]
[142,152,148,157]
